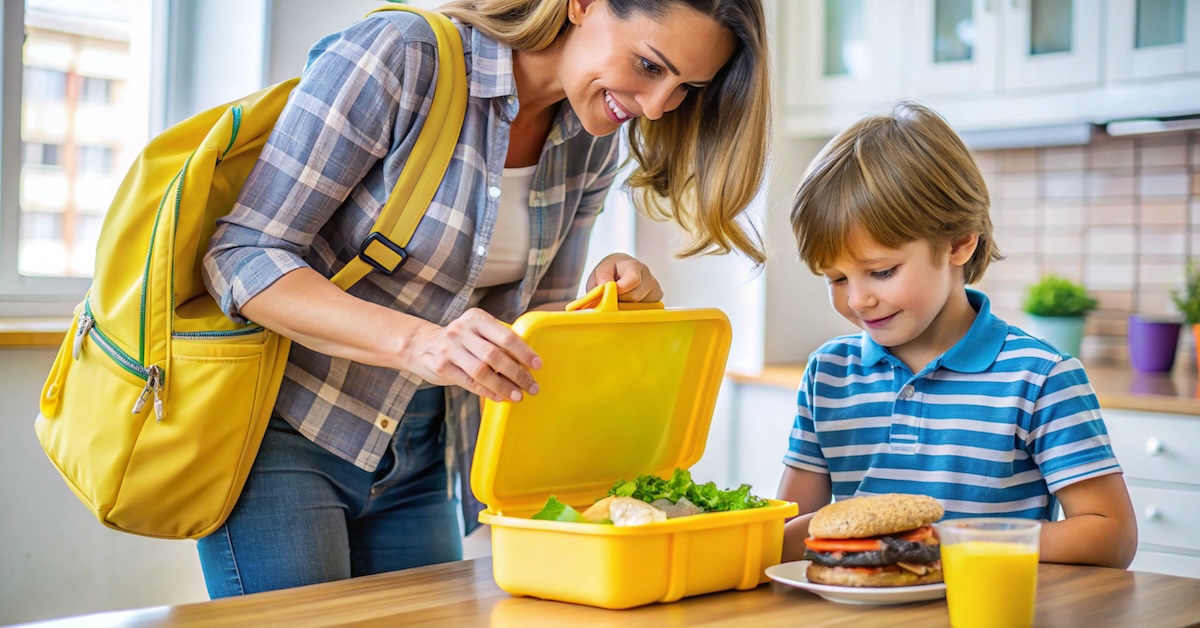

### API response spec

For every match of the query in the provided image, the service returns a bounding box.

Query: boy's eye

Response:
[870,268,896,279]
[825,276,846,285]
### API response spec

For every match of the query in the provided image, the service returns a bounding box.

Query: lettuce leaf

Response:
[531,496,589,522]
[530,496,612,524]
[606,468,769,512]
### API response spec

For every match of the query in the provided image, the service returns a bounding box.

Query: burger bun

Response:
[809,493,944,539]
[806,562,944,588]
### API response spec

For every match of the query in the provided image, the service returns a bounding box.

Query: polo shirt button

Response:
[901,385,915,399]
[489,186,501,198]
[507,95,516,104]
[476,245,487,256]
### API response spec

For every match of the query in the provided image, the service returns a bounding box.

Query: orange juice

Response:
[941,541,1038,628]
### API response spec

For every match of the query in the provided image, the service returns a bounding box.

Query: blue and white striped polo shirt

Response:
[783,289,1122,521]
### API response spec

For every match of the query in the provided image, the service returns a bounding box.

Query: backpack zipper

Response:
[216,105,242,164]
[131,365,164,423]
[75,300,164,422]
[172,325,264,340]
[140,163,187,364]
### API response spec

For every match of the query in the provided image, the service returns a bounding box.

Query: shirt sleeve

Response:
[526,134,621,309]
[1024,357,1123,492]
[783,355,829,474]
[202,15,433,323]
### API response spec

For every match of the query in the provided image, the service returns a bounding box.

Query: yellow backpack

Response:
[34,5,466,540]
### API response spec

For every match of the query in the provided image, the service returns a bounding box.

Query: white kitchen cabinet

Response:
[779,0,1200,140]
[1103,408,1200,578]
[1003,0,1103,90]
[910,0,1002,95]
[910,0,1101,95]
[781,0,904,109]
[724,380,797,501]
[1107,0,1200,81]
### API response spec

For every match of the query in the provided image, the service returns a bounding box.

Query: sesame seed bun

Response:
[808,493,944,539]
[806,562,944,587]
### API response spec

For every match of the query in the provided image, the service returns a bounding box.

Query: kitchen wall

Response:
[0,348,210,625]
[975,130,1200,365]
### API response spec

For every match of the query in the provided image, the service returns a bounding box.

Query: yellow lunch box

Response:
[472,282,799,609]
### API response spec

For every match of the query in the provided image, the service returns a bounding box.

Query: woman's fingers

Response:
[414,308,540,402]
[612,260,663,303]
[587,254,664,303]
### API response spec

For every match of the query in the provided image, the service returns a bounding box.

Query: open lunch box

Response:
[471,282,799,609]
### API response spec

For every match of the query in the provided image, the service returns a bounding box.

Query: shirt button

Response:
[489,186,501,198]
[507,95,516,104]
[901,385,915,399]
[476,245,487,257]
[378,419,389,430]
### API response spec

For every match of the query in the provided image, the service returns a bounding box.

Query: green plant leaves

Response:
[1171,260,1200,324]
[1023,275,1097,317]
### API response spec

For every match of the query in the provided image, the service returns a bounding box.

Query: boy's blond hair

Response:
[789,101,1001,284]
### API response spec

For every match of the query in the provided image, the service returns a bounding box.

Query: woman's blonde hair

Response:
[439,0,770,265]
[789,101,1002,284]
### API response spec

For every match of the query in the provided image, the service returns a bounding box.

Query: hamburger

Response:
[803,493,944,587]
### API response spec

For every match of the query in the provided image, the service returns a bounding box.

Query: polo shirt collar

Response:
[859,289,1006,373]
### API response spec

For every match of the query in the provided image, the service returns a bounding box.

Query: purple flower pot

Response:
[1127,316,1181,373]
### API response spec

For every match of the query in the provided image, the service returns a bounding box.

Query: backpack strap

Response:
[330,5,468,291]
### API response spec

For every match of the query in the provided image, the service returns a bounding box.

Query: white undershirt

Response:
[473,165,535,291]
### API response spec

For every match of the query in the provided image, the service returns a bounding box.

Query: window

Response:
[2,0,158,313]
[22,142,61,168]
[22,67,67,101]
[80,76,113,103]
[77,145,114,174]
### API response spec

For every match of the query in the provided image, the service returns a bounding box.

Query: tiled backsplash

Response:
[974,130,1199,366]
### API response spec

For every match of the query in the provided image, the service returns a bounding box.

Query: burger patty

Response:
[803,536,941,567]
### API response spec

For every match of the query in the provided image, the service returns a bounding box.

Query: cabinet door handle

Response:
[1144,505,1162,522]
[1145,437,1164,456]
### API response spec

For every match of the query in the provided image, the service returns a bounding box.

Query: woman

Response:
[199,0,770,597]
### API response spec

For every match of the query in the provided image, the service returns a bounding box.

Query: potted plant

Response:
[1022,275,1097,358]
[1171,259,1200,372]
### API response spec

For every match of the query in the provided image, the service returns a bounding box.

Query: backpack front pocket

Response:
[101,333,285,538]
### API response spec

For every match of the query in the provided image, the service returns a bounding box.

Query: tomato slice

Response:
[896,525,933,542]
[804,537,885,552]
[804,525,933,553]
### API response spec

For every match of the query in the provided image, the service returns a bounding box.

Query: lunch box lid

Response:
[469,282,732,515]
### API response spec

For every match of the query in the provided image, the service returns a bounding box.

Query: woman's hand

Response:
[405,309,542,403]
[585,253,664,303]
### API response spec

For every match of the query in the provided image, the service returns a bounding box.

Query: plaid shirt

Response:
[203,12,620,528]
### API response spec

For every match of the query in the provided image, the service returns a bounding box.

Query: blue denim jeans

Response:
[197,387,462,598]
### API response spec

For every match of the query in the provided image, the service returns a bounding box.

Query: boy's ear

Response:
[948,233,979,267]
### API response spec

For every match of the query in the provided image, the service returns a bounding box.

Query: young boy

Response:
[778,102,1137,569]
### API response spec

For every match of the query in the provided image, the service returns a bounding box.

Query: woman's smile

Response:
[603,90,633,122]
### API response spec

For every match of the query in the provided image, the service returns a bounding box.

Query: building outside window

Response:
[11,0,152,279]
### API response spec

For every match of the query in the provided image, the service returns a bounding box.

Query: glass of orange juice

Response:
[935,518,1042,628]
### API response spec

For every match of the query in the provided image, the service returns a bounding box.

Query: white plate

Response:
[765,560,947,606]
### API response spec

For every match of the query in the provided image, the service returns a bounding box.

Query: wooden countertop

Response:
[17,558,1200,627]
[0,319,69,348]
[728,363,1200,416]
